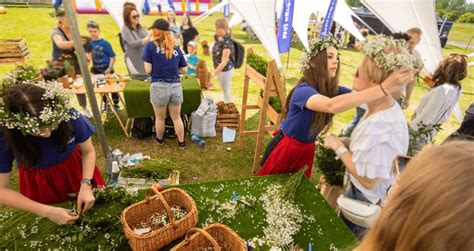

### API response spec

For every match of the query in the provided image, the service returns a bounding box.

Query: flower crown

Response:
[362,35,423,72]
[0,81,79,135]
[300,34,343,72]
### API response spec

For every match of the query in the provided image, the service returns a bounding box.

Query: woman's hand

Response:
[381,67,415,93]
[44,206,79,225]
[76,184,95,214]
[323,135,344,151]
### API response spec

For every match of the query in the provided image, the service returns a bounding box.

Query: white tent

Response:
[193,0,228,25]
[100,0,145,28]
[293,0,364,50]
[228,12,243,27]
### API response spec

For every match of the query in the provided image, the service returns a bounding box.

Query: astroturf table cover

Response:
[123,75,202,118]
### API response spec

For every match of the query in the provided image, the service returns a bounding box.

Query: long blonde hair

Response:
[357,141,474,251]
[151,29,175,60]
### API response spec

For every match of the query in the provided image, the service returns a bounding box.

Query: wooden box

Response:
[0,39,30,63]
[216,112,240,131]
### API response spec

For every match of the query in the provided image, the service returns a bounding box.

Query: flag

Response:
[320,0,338,40]
[143,0,151,14]
[53,0,62,8]
[223,3,230,18]
[277,0,295,53]
[168,0,176,10]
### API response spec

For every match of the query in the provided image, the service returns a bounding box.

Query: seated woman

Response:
[259,35,415,178]
[409,54,467,153]
[356,141,474,251]
[323,36,422,237]
[0,82,105,225]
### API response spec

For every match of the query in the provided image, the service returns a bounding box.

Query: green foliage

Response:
[280,167,306,201]
[408,123,442,156]
[258,89,283,113]
[314,137,345,187]
[1,63,40,87]
[345,0,362,7]
[458,13,474,23]
[121,159,181,180]
[447,11,461,22]
[246,52,268,76]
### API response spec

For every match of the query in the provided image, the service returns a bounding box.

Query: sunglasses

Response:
[132,14,140,19]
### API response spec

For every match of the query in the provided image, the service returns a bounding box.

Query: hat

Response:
[187,41,197,47]
[149,19,170,31]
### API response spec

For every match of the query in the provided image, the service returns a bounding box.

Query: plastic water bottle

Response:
[190,134,205,148]
[110,161,120,184]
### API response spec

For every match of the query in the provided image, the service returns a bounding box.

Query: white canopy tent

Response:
[193,0,228,25]
[228,12,243,27]
[100,0,145,28]
[293,0,365,50]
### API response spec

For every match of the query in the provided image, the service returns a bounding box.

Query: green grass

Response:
[0,7,473,189]
[448,22,474,44]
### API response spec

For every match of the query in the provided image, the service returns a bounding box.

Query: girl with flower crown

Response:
[0,83,105,225]
[323,36,422,237]
[258,35,414,178]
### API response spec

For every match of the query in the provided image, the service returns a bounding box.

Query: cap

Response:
[187,41,197,47]
[149,18,170,31]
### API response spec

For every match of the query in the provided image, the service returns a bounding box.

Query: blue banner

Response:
[168,0,176,10]
[143,0,151,15]
[320,0,338,40]
[277,0,295,53]
[223,4,230,18]
[53,0,62,8]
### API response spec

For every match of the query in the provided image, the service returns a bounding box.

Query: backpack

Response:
[118,33,126,53]
[231,39,245,69]
[131,117,154,139]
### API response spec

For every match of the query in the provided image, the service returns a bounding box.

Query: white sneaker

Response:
[83,109,93,118]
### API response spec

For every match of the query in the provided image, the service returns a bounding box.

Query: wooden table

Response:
[64,83,130,137]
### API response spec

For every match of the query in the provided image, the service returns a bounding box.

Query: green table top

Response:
[123,75,202,118]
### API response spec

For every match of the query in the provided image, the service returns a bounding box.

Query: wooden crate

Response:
[0,39,30,63]
[216,113,240,131]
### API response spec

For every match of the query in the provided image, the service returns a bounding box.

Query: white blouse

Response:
[409,83,462,133]
[350,103,409,204]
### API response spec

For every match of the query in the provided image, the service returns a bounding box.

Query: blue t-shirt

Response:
[0,110,95,172]
[186,54,199,75]
[280,83,352,143]
[142,42,187,83]
[90,38,116,74]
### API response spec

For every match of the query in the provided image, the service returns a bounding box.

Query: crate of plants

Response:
[120,185,199,250]
[171,223,247,251]
[216,101,240,131]
[119,159,181,193]
[0,39,30,63]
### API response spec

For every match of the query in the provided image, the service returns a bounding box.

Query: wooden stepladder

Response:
[238,48,286,175]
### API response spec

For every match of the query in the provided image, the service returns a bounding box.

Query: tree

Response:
[346,0,362,7]
[458,13,474,23]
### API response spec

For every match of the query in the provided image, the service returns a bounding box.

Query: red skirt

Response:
[18,146,106,205]
[258,132,315,177]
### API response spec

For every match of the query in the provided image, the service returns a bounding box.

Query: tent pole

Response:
[353,15,378,35]
[63,0,113,180]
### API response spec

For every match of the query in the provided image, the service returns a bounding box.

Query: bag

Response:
[118,33,126,53]
[191,97,217,137]
[336,194,381,228]
[131,117,154,139]
[231,39,245,69]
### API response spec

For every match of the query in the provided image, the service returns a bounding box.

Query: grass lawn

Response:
[448,22,474,45]
[0,7,473,188]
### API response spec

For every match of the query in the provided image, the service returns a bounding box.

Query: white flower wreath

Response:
[0,81,79,135]
[362,35,423,72]
[300,34,343,72]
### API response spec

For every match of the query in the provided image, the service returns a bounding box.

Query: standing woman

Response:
[180,13,200,54]
[167,10,181,43]
[122,6,149,74]
[0,82,105,225]
[211,19,235,103]
[142,19,187,149]
[50,8,91,117]
[258,35,414,177]
[409,54,467,152]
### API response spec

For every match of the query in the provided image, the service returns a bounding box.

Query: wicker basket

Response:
[120,185,198,250]
[171,223,247,251]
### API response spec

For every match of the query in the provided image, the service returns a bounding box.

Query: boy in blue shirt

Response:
[87,21,119,111]
[185,41,199,75]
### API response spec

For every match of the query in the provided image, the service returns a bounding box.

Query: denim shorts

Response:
[150,82,183,107]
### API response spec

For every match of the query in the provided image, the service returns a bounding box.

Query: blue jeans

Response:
[339,183,371,239]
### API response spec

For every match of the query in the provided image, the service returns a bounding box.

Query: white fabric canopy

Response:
[193,1,228,25]
[100,0,144,28]
[228,0,282,67]
[228,12,243,27]
[293,0,364,50]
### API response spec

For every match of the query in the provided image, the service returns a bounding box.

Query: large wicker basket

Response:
[171,223,247,251]
[120,185,198,250]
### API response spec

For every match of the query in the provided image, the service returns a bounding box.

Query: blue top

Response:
[142,41,187,83]
[186,54,199,75]
[0,110,95,172]
[280,83,351,143]
[90,38,116,73]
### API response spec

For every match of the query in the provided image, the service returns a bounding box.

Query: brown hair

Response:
[151,29,175,59]
[358,55,391,85]
[432,54,467,89]
[282,48,340,135]
[183,13,193,27]
[123,6,141,30]
[0,84,73,167]
[406,27,422,35]
[357,141,474,251]
[123,2,136,8]
[215,18,229,30]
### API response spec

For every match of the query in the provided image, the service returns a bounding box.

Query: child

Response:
[87,21,119,111]
[186,41,199,75]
